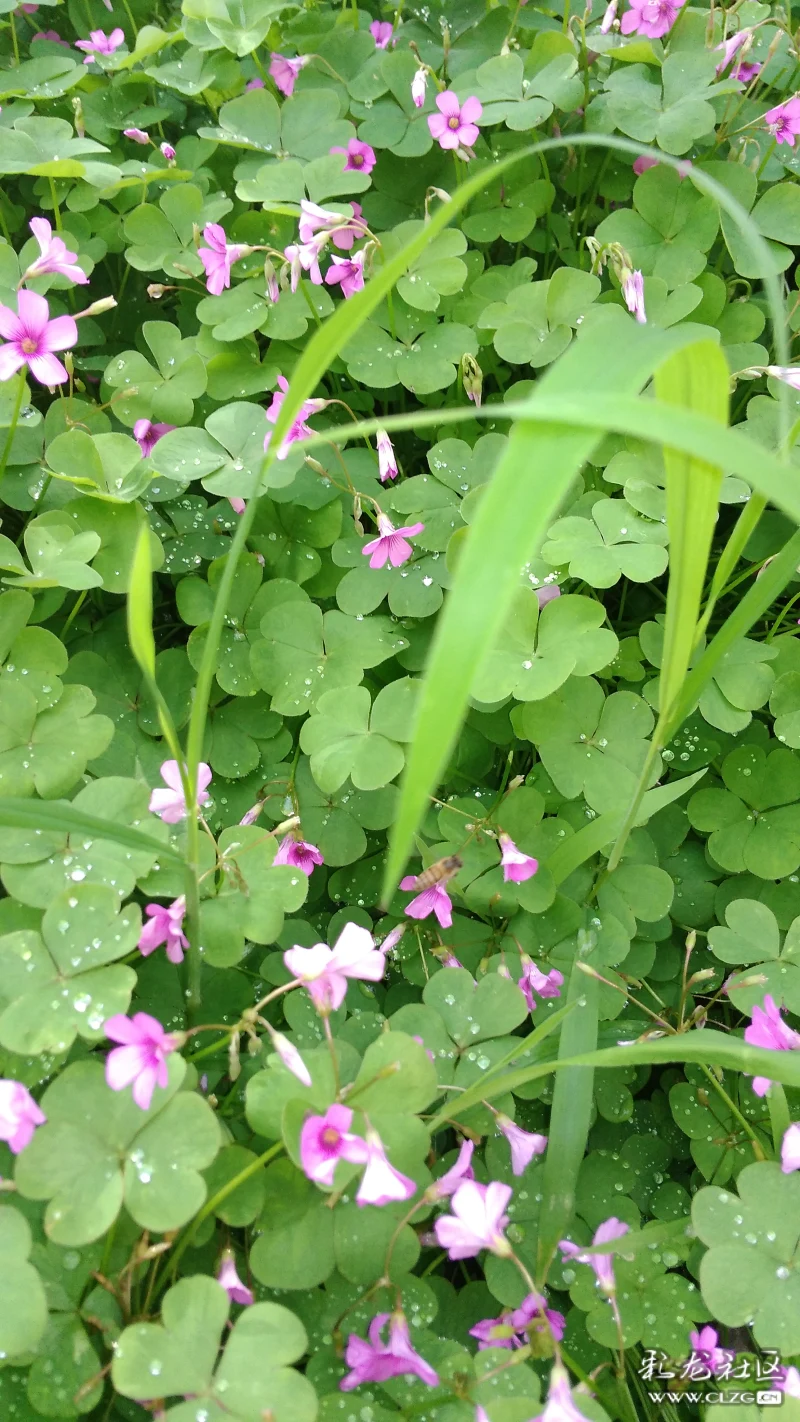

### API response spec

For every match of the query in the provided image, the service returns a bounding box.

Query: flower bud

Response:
[460,352,483,407]
[76,295,117,318]
[147,283,168,299]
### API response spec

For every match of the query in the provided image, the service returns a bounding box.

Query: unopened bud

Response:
[687,968,715,987]
[266,1026,312,1086]
[685,929,697,952]
[148,283,168,299]
[507,774,525,791]
[228,1030,241,1082]
[247,1032,263,1057]
[304,456,327,475]
[76,295,117,318]
[460,352,483,408]
[727,972,768,992]
[64,351,74,378]
[71,96,85,138]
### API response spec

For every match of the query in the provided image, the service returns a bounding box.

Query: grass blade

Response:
[0,798,180,863]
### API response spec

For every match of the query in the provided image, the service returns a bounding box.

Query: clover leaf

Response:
[595,164,719,289]
[343,312,478,393]
[385,221,468,313]
[670,1066,767,1183]
[293,755,397,865]
[0,680,113,798]
[15,1057,220,1246]
[299,685,406,793]
[708,897,800,1013]
[423,967,528,1048]
[0,513,103,592]
[471,590,618,704]
[44,429,151,504]
[478,268,600,368]
[123,182,231,279]
[688,744,800,878]
[0,884,139,1055]
[102,320,207,427]
[113,1275,317,1422]
[693,1162,800,1352]
[541,497,669,588]
[0,1207,47,1358]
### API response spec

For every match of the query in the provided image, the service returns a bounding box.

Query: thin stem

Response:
[698,1062,766,1160]
[0,370,27,487]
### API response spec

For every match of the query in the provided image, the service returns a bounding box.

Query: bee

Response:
[409,855,462,890]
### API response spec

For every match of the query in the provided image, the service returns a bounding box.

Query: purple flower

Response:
[732,59,760,81]
[160,141,176,161]
[138,896,188,965]
[745,994,800,1094]
[714,28,753,74]
[124,127,150,143]
[266,1027,311,1087]
[325,250,366,299]
[245,77,264,90]
[341,1312,438,1392]
[198,222,249,296]
[766,366,800,390]
[0,1080,45,1153]
[495,1113,548,1174]
[470,1292,564,1351]
[104,1012,179,1110]
[23,217,88,285]
[362,513,424,569]
[148,759,212,824]
[32,29,68,44]
[356,1129,416,1206]
[512,1291,565,1344]
[535,583,561,609]
[300,1103,368,1186]
[400,877,453,928]
[264,374,328,459]
[622,270,646,323]
[330,137,377,175]
[75,26,125,61]
[0,290,77,386]
[411,68,427,108]
[272,835,323,875]
[376,428,398,482]
[559,1217,629,1295]
[332,202,367,251]
[217,1251,254,1305]
[765,96,800,145]
[284,922,388,1013]
[600,0,618,29]
[425,1138,475,1200]
[498,833,538,884]
[298,200,342,243]
[229,497,246,515]
[133,418,175,456]
[688,1325,730,1376]
[269,53,309,97]
[518,959,564,1013]
[782,1122,800,1172]
[370,20,393,48]
[633,155,659,175]
[619,0,684,38]
[428,92,482,151]
[535,1363,592,1422]
[434,1180,513,1259]
[284,237,325,290]
[779,1367,800,1398]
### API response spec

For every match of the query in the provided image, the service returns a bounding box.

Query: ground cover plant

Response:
[7,1,800,1421]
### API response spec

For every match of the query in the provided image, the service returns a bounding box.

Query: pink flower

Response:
[266,1027,311,1086]
[428,92,482,151]
[0,1080,45,1153]
[284,237,325,290]
[633,154,659,176]
[512,1291,565,1344]
[264,374,328,459]
[160,141,176,161]
[0,290,77,386]
[356,1129,416,1206]
[779,1367,800,1398]
[559,1217,629,1295]
[688,1325,731,1376]
[341,1312,438,1392]
[622,270,646,323]
[104,1012,179,1110]
[425,1138,475,1200]
[370,20,393,48]
[298,200,342,243]
[600,0,618,29]
[284,922,388,1013]
[518,959,564,1013]
[325,250,366,299]
[198,223,248,296]
[534,1363,592,1422]
[300,1103,368,1186]
[400,878,453,928]
[495,1113,548,1174]
[272,835,323,875]
[23,217,88,285]
[138,896,188,965]
[470,1292,564,1350]
[332,203,367,251]
[765,96,800,145]
[376,428,398,482]
[148,759,212,824]
[714,28,753,73]
[535,584,561,608]
[75,26,125,61]
[228,497,246,515]
[411,68,427,108]
[766,366,800,389]
[434,1180,513,1259]
[133,418,175,456]
[124,127,150,143]
[216,1251,254,1305]
[362,513,424,569]
[330,138,376,175]
[744,994,800,1095]
[498,832,538,884]
[33,29,68,43]
[619,0,684,38]
[782,1122,800,1172]
[733,59,761,81]
[245,77,264,89]
[269,53,309,97]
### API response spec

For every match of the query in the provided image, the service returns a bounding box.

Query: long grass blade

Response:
[0,799,180,862]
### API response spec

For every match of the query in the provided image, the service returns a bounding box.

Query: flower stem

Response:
[0,369,27,488]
